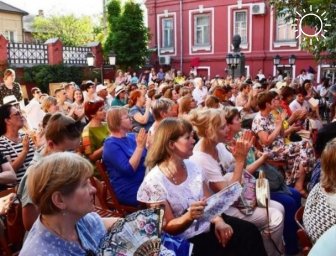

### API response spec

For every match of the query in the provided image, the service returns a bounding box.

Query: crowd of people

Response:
[0,66,335,255]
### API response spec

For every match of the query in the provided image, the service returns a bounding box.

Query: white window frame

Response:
[162,17,174,51]
[5,30,17,43]
[275,12,296,43]
[194,14,210,47]
[233,10,248,47]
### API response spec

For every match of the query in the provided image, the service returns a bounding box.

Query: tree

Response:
[270,0,336,61]
[33,15,96,46]
[104,0,150,70]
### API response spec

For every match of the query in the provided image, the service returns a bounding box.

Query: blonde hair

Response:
[27,152,93,214]
[145,118,193,169]
[106,107,128,132]
[151,98,174,120]
[188,108,223,142]
[41,96,57,112]
[321,138,336,193]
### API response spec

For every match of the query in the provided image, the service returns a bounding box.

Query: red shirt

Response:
[280,100,292,116]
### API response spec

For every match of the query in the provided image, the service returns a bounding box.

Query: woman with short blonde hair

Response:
[41,96,58,114]
[20,152,119,255]
[106,107,128,132]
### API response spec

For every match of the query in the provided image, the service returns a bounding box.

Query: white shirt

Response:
[192,86,208,106]
[289,99,310,113]
[24,98,45,130]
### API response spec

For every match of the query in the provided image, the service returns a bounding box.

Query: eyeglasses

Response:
[219,163,226,176]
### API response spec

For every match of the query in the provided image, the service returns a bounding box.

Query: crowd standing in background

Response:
[0,66,335,255]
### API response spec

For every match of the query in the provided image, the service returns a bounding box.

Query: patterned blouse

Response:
[0,82,23,105]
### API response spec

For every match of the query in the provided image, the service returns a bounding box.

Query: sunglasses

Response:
[10,111,22,117]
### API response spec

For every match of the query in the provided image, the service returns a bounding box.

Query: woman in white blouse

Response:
[137,117,266,256]
[189,108,284,256]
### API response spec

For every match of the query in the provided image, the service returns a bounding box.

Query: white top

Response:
[289,99,310,113]
[190,142,234,187]
[192,87,208,106]
[24,98,45,130]
[137,159,209,239]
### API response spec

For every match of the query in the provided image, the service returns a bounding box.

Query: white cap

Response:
[115,85,126,96]
[3,95,20,105]
[96,84,107,93]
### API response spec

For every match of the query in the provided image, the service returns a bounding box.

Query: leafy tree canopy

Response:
[270,0,336,61]
[104,0,150,70]
[33,15,96,46]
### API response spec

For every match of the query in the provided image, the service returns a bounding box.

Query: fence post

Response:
[0,35,8,71]
[88,42,103,68]
[45,38,63,65]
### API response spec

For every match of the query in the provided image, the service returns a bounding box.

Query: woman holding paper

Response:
[137,117,266,256]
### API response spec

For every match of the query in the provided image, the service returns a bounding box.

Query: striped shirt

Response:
[0,134,35,183]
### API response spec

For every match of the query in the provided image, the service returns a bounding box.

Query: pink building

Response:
[145,0,336,83]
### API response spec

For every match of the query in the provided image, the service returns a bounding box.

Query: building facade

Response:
[0,1,28,43]
[145,0,335,83]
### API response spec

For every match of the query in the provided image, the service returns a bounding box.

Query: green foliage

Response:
[104,0,150,70]
[23,65,85,93]
[270,0,336,61]
[32,15,95,46]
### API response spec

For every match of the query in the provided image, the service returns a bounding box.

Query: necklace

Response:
[42,217,78,242]
[160,161,187,185]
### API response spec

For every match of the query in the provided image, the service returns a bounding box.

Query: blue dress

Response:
[103,133,146,206]
[19,212,106,256]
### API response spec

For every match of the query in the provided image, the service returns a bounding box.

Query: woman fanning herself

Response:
[137,118,266,256]
[20,152,119,255]
[189,108,284,256]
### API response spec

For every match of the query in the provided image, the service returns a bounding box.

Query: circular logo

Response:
[293,5,331,45]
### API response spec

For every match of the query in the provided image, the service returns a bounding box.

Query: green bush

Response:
[23,64,98,93]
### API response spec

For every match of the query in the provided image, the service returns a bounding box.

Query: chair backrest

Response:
[295,206,312,256]
[95,160,138,216]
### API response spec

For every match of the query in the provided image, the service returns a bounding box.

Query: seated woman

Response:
[224,107,302,255]
[303,138,336,243]
[103,107,147,207]
[82,100,109,162]
[137,117,267,256]
[0,104,35,183]
[251,92,315,196]
[128,89,154,132]
[20,152,120,255]
[189,108,284,256]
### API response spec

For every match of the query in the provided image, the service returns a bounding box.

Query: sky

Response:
[2,0,144,17]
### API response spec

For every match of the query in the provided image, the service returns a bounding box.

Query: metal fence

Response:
[62,46,90,65]
[7,42,49,66]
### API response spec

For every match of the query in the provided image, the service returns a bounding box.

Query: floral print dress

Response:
[252,112,315,185]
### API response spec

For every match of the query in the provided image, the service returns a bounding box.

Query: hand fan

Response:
[98,207,164,256]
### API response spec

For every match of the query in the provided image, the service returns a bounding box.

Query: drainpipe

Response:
[180,0,183,71]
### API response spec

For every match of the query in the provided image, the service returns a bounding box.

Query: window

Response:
[194,15,210,46]
[5,30,16,43]
[276,13,296,41]
[234,11,247,45]
[162,18,174,48]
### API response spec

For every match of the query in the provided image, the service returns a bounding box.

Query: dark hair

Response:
[84,101,104,121]
[42,113,52,129]
[257,92,273,110]
[224,107,240,124]
[0,104,13,135]
[296,86,307,97]
[268,90,279,100]
[280,86,295,100]
[45,113,81,144]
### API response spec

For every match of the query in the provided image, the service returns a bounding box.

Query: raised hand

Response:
[136,128,147,149]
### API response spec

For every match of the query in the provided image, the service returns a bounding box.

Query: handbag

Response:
[5,197,25,248]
